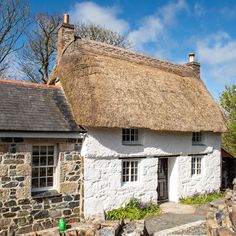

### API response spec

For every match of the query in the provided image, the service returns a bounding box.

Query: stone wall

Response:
[207,179,236,236]
[0,139,82,235]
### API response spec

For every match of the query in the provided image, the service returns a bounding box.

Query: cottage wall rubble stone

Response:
[0,139,82,235]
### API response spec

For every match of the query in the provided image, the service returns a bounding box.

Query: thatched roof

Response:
[51,38,227,132]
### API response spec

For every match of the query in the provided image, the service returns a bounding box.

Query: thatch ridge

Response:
[62,38,195,78]
[53,38,227,133]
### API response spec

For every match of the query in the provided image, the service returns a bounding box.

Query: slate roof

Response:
[0,79,83,132]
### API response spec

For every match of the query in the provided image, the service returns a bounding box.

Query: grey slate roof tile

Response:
[0,80,83,132]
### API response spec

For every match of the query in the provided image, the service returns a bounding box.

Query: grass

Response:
[180,191,224,205]
[105,198,161,220]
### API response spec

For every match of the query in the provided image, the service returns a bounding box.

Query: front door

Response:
[157,158,168,202]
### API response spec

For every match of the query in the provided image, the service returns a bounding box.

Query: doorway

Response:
[157,158,168,202]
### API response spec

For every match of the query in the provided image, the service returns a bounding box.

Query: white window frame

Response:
[191,156,202,176]
[192,132,203,145]
[122,129,140,145]
[31,145,57,192]
[122,159,139,183]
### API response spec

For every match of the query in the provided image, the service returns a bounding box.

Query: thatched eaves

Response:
[52,38,227,133]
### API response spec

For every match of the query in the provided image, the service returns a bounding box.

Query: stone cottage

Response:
[0,13,227,234]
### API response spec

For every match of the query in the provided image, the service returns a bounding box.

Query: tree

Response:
[75,22,131,49]
[19,19,130,83]
[220,85,236,157]
[18,13,61,83]
[0,0,30,75]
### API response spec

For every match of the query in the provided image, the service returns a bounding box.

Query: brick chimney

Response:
[186,53,200,79]
[57,14,75,64]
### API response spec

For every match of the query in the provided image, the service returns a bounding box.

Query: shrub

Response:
[105,198,160,220]
[180,191,224,205]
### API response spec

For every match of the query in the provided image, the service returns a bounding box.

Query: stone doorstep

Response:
[153,220,206,236]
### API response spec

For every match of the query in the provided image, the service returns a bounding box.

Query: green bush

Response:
[180,191,224,205]
[105,198,160,220]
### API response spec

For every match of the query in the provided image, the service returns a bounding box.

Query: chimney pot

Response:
[64,14,69,24]
[188,53,195,63]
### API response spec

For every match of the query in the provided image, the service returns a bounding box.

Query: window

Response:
[191,157,202,175]
[122,129,139,144]
[32,146,56,191]
[192,132,202,145]
[122,160,139,183]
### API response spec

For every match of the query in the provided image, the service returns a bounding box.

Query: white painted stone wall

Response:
[81,127,222,218]
[83,157,158,218]
[178,148,222,198]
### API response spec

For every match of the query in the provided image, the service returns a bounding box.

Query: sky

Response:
[28,0,236,100]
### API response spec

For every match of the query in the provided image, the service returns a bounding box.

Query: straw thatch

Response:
[51,38,227,132]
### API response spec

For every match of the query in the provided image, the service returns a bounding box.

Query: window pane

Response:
[32,168,38,177]
[32,178,38,188]
[32,146,39,155]
[48,146,54,155]
[32,156,40,166]
[47,177,53,187]
[40,178,46,188]
[40,168,46,177]
[40,146,47,155]
[40,156,47,166]
[48,156,54,165]
[47,167,53,177]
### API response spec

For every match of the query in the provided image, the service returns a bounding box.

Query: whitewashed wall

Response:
[81,128,218,158]
[83,157,158,219]
[81,127,222,218]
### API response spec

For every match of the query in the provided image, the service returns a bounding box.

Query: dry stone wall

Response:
[0,140,82,235]
[207,178,236,236]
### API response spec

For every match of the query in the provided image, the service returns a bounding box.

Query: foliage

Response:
[75,22,131,49]
[0,0,30,75]
[105,198,160,220]
[180,191,224,205]
[220,85,236,157]
[18,13,61,83]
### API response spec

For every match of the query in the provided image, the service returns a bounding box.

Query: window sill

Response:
[191,174,202,179]
[192,143,206,146]
[122,143,143,146]
[31,190,61,199]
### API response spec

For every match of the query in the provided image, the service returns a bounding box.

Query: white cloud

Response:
[197,32,236,83]
[127,0,187,51]
[159,0,188,24]
[197,32,236,65]
[127,16,163,50]
[69,2,129,34]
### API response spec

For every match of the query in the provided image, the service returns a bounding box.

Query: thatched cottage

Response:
[0,14,227,234]
[49,15,226,218]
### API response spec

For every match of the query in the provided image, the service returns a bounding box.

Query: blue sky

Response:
[28,0,236,100]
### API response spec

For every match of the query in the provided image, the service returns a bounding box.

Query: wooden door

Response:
[157,158,168,201]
